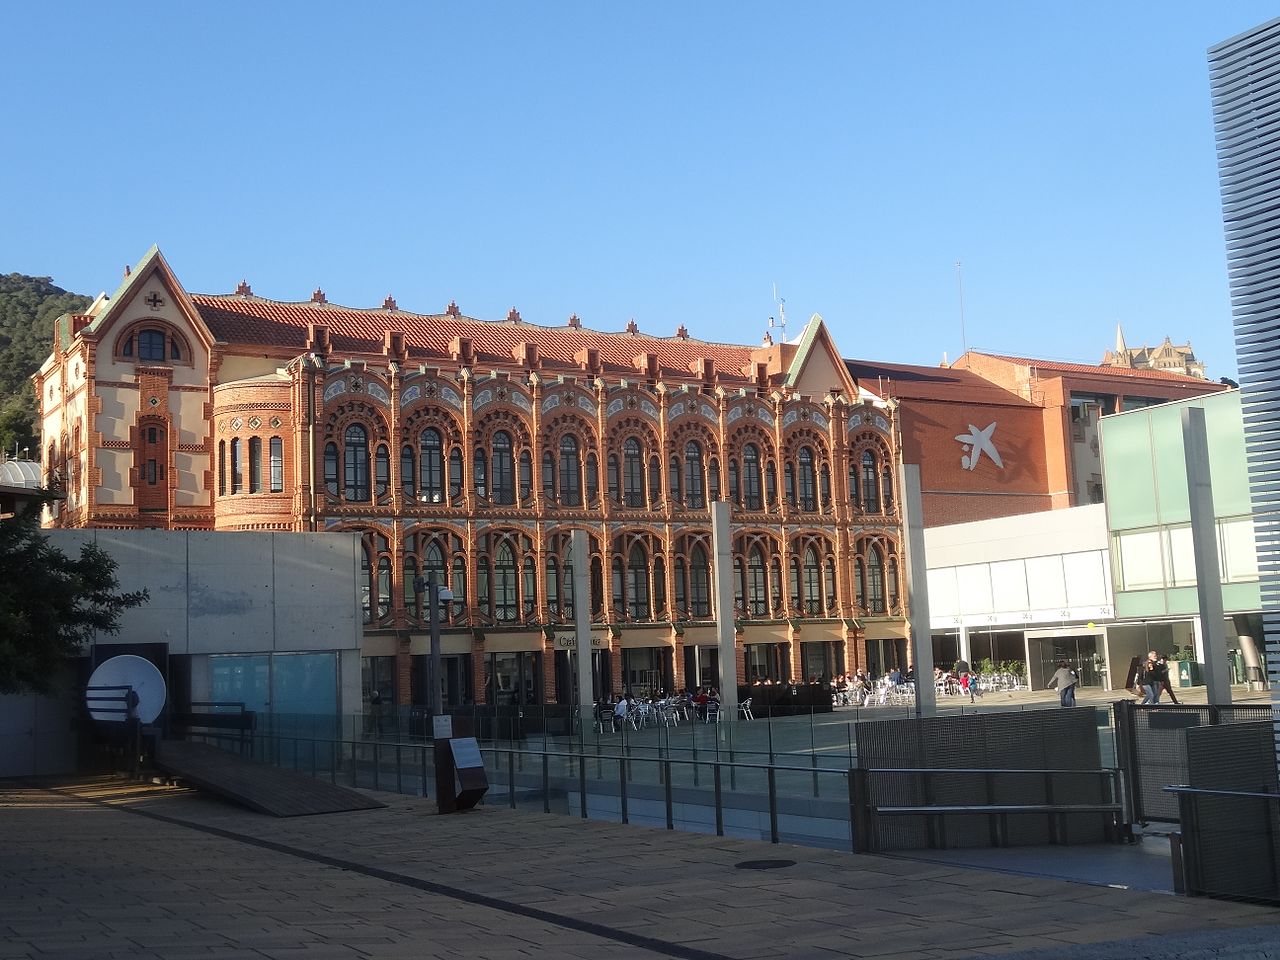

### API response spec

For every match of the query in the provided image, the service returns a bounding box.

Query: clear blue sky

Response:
[4,2,1275,380]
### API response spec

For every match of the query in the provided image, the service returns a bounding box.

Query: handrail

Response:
[864,767,1114,776]
[1163,784,1280,801]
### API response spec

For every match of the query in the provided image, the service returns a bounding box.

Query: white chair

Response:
[703,701,720,723]
[738,697,754,720]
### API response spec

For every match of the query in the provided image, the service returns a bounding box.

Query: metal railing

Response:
[1164,785,1280,903]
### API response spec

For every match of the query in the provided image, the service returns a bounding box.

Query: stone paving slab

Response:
[2,776,1277,960]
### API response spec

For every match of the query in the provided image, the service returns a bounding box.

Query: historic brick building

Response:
[35,247,909,707]
[847,350,1225,527]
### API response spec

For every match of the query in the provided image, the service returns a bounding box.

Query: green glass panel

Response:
[1099,414,1157,529]
[1205,392,1251,518]
[1148,404,1190,524]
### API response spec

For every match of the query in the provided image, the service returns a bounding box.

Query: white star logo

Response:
[956,422,1003,471]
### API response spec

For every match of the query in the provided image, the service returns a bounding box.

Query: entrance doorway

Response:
[1030,634,1104,689]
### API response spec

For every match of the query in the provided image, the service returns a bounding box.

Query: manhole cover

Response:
[734,859,796,870]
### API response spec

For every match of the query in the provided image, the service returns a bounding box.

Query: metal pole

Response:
[571,529,594,738]
[428,575,443,717]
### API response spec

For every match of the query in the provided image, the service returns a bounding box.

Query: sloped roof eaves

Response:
[844,359,1036,407]
[86,245,161,334]
[190,296,760,381]
[978,352,1212,386]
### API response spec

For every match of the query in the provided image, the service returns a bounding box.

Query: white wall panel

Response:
[1025,555,1067,610]
[1062,551,1109,607]
[956,564,993,616]
[989,559,1029,612]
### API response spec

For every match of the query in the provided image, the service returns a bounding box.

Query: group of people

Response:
[1046,649,1181,707]
[598,687,721,731]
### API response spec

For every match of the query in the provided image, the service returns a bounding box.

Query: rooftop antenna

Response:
[955,261,969,366]
[771,282,787,342]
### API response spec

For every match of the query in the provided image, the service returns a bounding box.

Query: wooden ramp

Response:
[154,740,386,817]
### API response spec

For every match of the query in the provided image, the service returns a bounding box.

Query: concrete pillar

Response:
[1182,406,1232,705]
[902,464,937,717]
[712,501,738,721]
[958,623,971,668]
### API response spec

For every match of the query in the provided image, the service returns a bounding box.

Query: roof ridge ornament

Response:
[311,288,327,304]
[626,319,639,334]
[235,279,252,296]
[383,295,397,311]
[567,313,581,329]
[676,324,689,339]
[506,307,521,323]
[446,300,461,317]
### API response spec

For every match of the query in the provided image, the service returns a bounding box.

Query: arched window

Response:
[622,438,644,507]
[607,454,620,503]
[474,448,488,498]
[344,425,370,501]
[559,436,582,506]
[855,558,866,610]
[420,429,443,503]
[690,544,711,617]
[377,556,391,618]
[798,447,816,511]
[784,462,795,506]
[324,442,338,495]
[868,547,885,613]
[770,557,783,616]
[803,546,821,614]
[248,437,262,494]
[684,442,705,508]
[648,456,662,508]
[492,431,514,504]
[766,462,777,507]
[882,465,894,512]
[789,557,802,612]
[627,543,650,620]
[674,556,687,614]
[230,438,242,494]
[611,556,624,616]
[374,444,389,497]
[728,459,740,505]
[449,447,463,499]
[861,451,880,513]
[218,440,226,496]
[403,553,418,618]
[545,556,561,615]
[747,547,767,616]
[269,437,283,493]
[820,464,831,509]
[138,329,166,361]
[669,456,682,505]
[743,444,762,510]
[709,458,721,502]
[494,541,517,621]
[401,445,415,497]
[653,555,666,615]
[542,451,555,501]
[824,557,837,614]
[888,556,900,609]
[519,449,533,501]
[585,452,599,503]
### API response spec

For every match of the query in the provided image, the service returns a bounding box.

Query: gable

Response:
[785,314,858,399]
[86,247,216,356]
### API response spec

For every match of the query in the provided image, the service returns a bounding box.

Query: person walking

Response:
[1157,655,1181,705]
[1046,660,1080,707]
[1138,651,1164,705]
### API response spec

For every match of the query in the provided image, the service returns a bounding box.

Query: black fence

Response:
[849,708,1118,851]
[1113,701,1273,823]
[1170,720,1280,902]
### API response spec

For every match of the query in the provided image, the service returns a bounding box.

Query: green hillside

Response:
[0,273,91,456]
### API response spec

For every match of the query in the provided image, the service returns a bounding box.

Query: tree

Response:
[0,502,148,695]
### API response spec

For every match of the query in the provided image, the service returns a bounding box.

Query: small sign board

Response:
[433,715,453,740]
[449,736,484,769]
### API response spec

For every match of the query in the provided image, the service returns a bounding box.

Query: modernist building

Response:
[1210,17,1280,739]
[34,247,909,708]
[847,352,1224,527]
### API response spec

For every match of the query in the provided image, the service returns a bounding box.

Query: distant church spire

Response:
[1114,322,1129,358]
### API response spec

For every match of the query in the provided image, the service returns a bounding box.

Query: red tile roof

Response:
[967,352,1215,386]
[190,295,760,383]
[844,359,1036,407]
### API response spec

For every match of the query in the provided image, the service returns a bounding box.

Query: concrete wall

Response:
[1,530,363,777]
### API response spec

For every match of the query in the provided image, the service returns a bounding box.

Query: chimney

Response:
[449,336,475,366]
[384,330,407,361]
[514,342,540,369]
[575,347,601,375]
[307,322,331,355]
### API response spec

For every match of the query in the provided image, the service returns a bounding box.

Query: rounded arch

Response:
[114,319,194,364]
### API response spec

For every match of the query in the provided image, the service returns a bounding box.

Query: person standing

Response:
[1046,660,1079,707]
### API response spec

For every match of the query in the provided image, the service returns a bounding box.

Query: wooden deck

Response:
[154,740,386,817]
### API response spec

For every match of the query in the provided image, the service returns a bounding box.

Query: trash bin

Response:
[1176,661,1203,688]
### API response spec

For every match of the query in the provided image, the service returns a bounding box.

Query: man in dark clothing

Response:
[1139,651,1167,705]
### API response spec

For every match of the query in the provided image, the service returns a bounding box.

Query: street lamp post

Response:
[415,574,454,717]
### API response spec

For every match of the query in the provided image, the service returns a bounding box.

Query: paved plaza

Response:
[2,776,1277,960]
